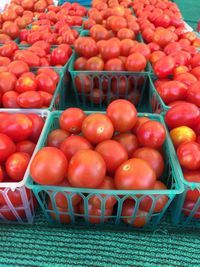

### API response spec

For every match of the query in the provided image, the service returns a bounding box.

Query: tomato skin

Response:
[153,56,175,78]
[117,28,135,40]
[0,56,10,66]
[137,121,166,149]
[6,152,30,182]
[15,75,37,93]
[8,60,29,78]
[0,187,31,207]
[104,58,125,71]
[68,149,106,189]
[17,91,43,108]
[190,53,200,68]
[183,201,200,218]
[0,204,26,221]
[191,66,200,80]
[82,114,114,145]
[14,50,40,67]
[115,158,156,190]
[36,73,56,94]
[132,117,150,135]
[0,114,33,142]
[37,68,59,84]
[27,114,44,143]
[170,126,196,148]
[74,57,87,70]
[150,51,166,65]
[133,147,164,178]
[106,100,137,133]
[165,103,200,129]
[125,52,147,71]
[0,133,16,162]
[30,147,68,185]
[60,135,92,161]
[95,140,128,174]
[186,82,200,107]
[99,40,120,61]
[122,200,148,227]
[47,129,69,148]
[184,170,200,202]
[120,39,135,57]
[16,140,36,156]
[59,108,86,134]
[139,181,168,213]
[86,57,104,71]
[50,47,69,66]
[0,72,17,94]
[174,73,197,87]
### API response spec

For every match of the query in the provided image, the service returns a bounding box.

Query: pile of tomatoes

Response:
[30,100,169,227]
[164,103,200,219]
[0,111,44,220]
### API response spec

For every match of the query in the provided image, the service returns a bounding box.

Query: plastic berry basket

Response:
[26,111,183,230]
[0,109,50,224]
[58,0,91,6]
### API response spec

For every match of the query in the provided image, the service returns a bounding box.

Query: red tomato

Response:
[60,135,92,161]
[68,149,106,188]
[137,120,166,149]
[30,147,68,185]
[184,170,200,202]
[170,126,196,148]
[191,67,200,80]
[89,176,117,209]
[0,187,31,207]
[0,114,32,142]
[106,100,137,133]
[86,57,104,71]
[6,152,30,181]
[0,72,17,94]
[164,42,181,55]
[113,133,140,157]
[2,91,20,108]
[17,91,43,108]
[120,39,135,57]
[36,73,56,94]
[48,201,77,223]
[16,140,36,156]
[38,91,52,107]
[0,56,10,66]
[149,51,166,64]
[186,82,200,107]
[153,29,174,47]
[122,200,148,227]
[190,53,200,68]
[133,147,164,178]
[183,201,200,218]
[0,133,16,162]
[74,37,98,58]
[15,75,37,93]
[104,58,125,71]
[174,73,197,87]
[59,108,86,134]
[132,117,150,135]
[95,140,128,174]
[125,52,147,71]
[27,114,44,143]
[139,181,168,213]
[117,28,135,40]
[115,158,156,190]
[130,43,151,60]
[0,34,12,44]
[14,50,40,67]
[154,56,175,78]
[0,205,26,221]
[165,103,200,129]
[177,141,200,170]
[82,114,114,144]
[50,47,69,66]
[8,60,29,78]
[47,129,70,148]
[37,68,59,84]
[99,40,120,60]
[3,21,19,40]
[74,57,87,70]
[90,25,109,42]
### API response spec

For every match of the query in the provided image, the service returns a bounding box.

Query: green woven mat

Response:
[0,211,199,267]
[174,0,200,21]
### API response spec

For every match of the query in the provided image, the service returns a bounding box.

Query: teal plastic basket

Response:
[26,111,183,229]
[0,109,50,224]
[58,0,91,6]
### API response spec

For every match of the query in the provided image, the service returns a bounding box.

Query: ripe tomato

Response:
[153,29,174,47]
[173,66,189,76]
[139,181,168,213]
[82,114,114,144]
[122,200,148,227]
[120,39,135,57]
[95,140,128,174]
[0,56,10,66]
[165,103,200,129]
[170,126,196,148]
[132,117,150,134]
[30,147,68,185]
[0,114,32,142]
[16,140,36,156]
[90,25,109,41]
[36,73,56,94]
[74,57,87,70]
[6,152,30,181]
[59,108,86,134]
[27,114,44,143]
[88,176,117,209]
[106,100,137,133]
[74,37,98,58]
[0,133,16,162]
[0,187,31,207]
[47,129,70,148]
[117,28,135,40]
[183,201,200,218]
[38,91,53,107]
[3,21,19,40]
[75,74,91,93]
[0,72,17,93]
[115,158,156,190]
[86,57,104,71]
[130,43,151,60]
[37,68,59,84]
[8,60,29,78]
[113,133,140,157]
[174,73,197,87]
[0,205,26,221]
[184,170,200,202]
[78,201,113,224]
[14,50,40,67]
[104,58,125,71]
[137,121,166,149]
[125,52,147,71]
[15,75,37,93]
[50,47,69,66]
[191,66,200,80]
[186,82,200,107]
[60,135,92,161]
[17,91,43,108]
[68,149,106,188]
[2,91,20,108]
[99,40,120,60]
[153,56,175,78]
[190,53,200,68]
[164,42,181,55]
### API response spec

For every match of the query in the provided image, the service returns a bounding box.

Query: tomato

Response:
[15,75,37,93]
[90,25,108,42]
[153,29,174,47]
[156,80,187,104]
[0,34,11,44]
[130,43,151,60]
[185,82,200,107]
[117,28,135,40]
[164,42,181,55]
[0,56,10,66]
[46,129,69,148]
[106,100,137,133]
[190,53,200,68]
[139,181,168,213]
[74,57,87,70]
[2,91,19,108]
[183,201,200,218]
[17,91,43,108]
[174,73,197,87]
[149,51,166,65]
[173,66,189,76]
[86,57,104,71]
[14,50,40,67]
[191,67,200,80]
[122,200,148,227]
[0,133,16,162]
[0,72,17,94]
[165,103,200,129]
[2,21,19,40]
[36,73,56,94]
[125,52,146,71]
[78,201,113,224]
[50,47,68,66]
[132,117,150,135]
[75,74,91,93]
[16,140,36,156]
[30,147,68,185]
[184,170,200,202]
[52,180,81,209]
[154,56,175,78]
[82,114,114,144]
[32,41,50,54]
[104,58,125,71]
[0,205,26,221]
[99,40,120,61]
[115,158,156,190]
[8,60,29,78]
[0,114,32,142]
[68,149,106,188]
[0,187,31,207]
[83,19,96,30]
[142,28,154,43]
[120,39,134,57]
[74,37,98,58]
[170,126,196,148]
[95,140,128,174]
[6,152,30,182]
[60,135,92,161]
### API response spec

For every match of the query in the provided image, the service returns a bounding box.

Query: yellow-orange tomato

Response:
[173,66,189,76]
[170,126,196,148]
[192,39,200,48]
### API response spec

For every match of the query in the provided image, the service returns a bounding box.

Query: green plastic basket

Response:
[0,109,50,224]
[26,111,183,229]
